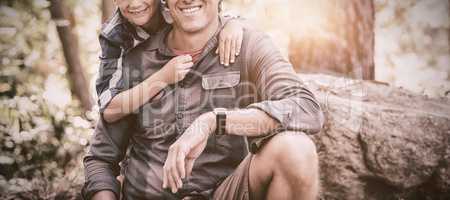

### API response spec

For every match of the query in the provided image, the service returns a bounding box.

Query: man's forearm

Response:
[103,72,168,123]
[205,108,280,137]
[226,108,280,136]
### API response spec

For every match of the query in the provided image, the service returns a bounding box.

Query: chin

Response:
[131,16,150,26]
[133,19,149,26]
[180,20,208,33]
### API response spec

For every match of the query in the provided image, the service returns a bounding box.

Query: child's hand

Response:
[158,55,193,85]
[217,19,244,66]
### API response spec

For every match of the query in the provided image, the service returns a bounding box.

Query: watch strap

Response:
[214,108,227,135]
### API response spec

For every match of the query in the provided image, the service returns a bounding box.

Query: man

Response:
[97,0,243,123]
[83,0,324,199]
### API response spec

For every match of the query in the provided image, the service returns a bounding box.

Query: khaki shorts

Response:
[212,154,253,200]
[175,155,253,200]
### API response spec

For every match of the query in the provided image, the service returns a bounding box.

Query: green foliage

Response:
[0,1,94,197]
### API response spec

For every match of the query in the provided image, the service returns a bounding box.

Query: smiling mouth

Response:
[180,5,202,15]
[128,6,149,15]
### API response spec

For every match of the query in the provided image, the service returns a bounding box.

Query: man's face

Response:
[166,0,220,33]
[115,0,157,26]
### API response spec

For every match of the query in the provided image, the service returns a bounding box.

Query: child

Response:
[96,0,244,123]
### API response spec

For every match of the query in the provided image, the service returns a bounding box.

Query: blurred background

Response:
[0,0,448,198]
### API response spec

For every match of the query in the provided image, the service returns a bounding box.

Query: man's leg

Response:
[248,131,319,200]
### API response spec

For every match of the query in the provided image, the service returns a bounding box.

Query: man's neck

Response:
[168,17,220,52]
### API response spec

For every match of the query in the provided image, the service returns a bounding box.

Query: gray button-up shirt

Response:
[83,22,324,200]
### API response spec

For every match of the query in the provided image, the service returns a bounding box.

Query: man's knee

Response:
[263,131,318,171]
[249,131,319,198]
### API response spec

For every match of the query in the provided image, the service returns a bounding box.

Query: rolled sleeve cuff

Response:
[245,101,291,154]
[98,88,122,113]
[247,132,277,154]
[247,98,324,135]
[247,100,292,128]
[82,178,121,200]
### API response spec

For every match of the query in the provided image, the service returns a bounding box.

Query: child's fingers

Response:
[175,62,193,70]
[182,62,194,68]
[175,55,192,63]
[219,38,225,65]
[224,38,231,66]
[236,32,243,56]
[230,37,237,64]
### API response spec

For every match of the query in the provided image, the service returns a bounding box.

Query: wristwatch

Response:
[213,108,227,135]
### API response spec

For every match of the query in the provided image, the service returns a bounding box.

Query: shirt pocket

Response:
[201,71,241,110]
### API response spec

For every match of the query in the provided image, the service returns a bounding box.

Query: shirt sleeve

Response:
[243,31,325,153]
[82,115,136,199]
[96,35,129,113]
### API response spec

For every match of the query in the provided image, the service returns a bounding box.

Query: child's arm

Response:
[96,35,125,113]
[102,55,193,123]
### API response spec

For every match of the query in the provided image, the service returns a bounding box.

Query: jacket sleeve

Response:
[95,35,128,113]
[81,115,136,199]
[243,31,325,153]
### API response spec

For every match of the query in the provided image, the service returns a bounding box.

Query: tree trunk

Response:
[300,74,450,199]
[289,0,375,80]
[49,0,93,111]
[101,0,115,23]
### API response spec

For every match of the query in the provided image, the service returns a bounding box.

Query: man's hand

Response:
[162,112,215,193]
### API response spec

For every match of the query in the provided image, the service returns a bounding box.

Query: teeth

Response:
[129,7,147,14]
[181,6,200,13]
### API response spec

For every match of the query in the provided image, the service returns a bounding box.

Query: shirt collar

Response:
[129,24,151,48]
[145,16,226,58]
[101,8,126,37]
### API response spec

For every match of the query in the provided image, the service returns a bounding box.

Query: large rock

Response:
[301,74,450,200]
